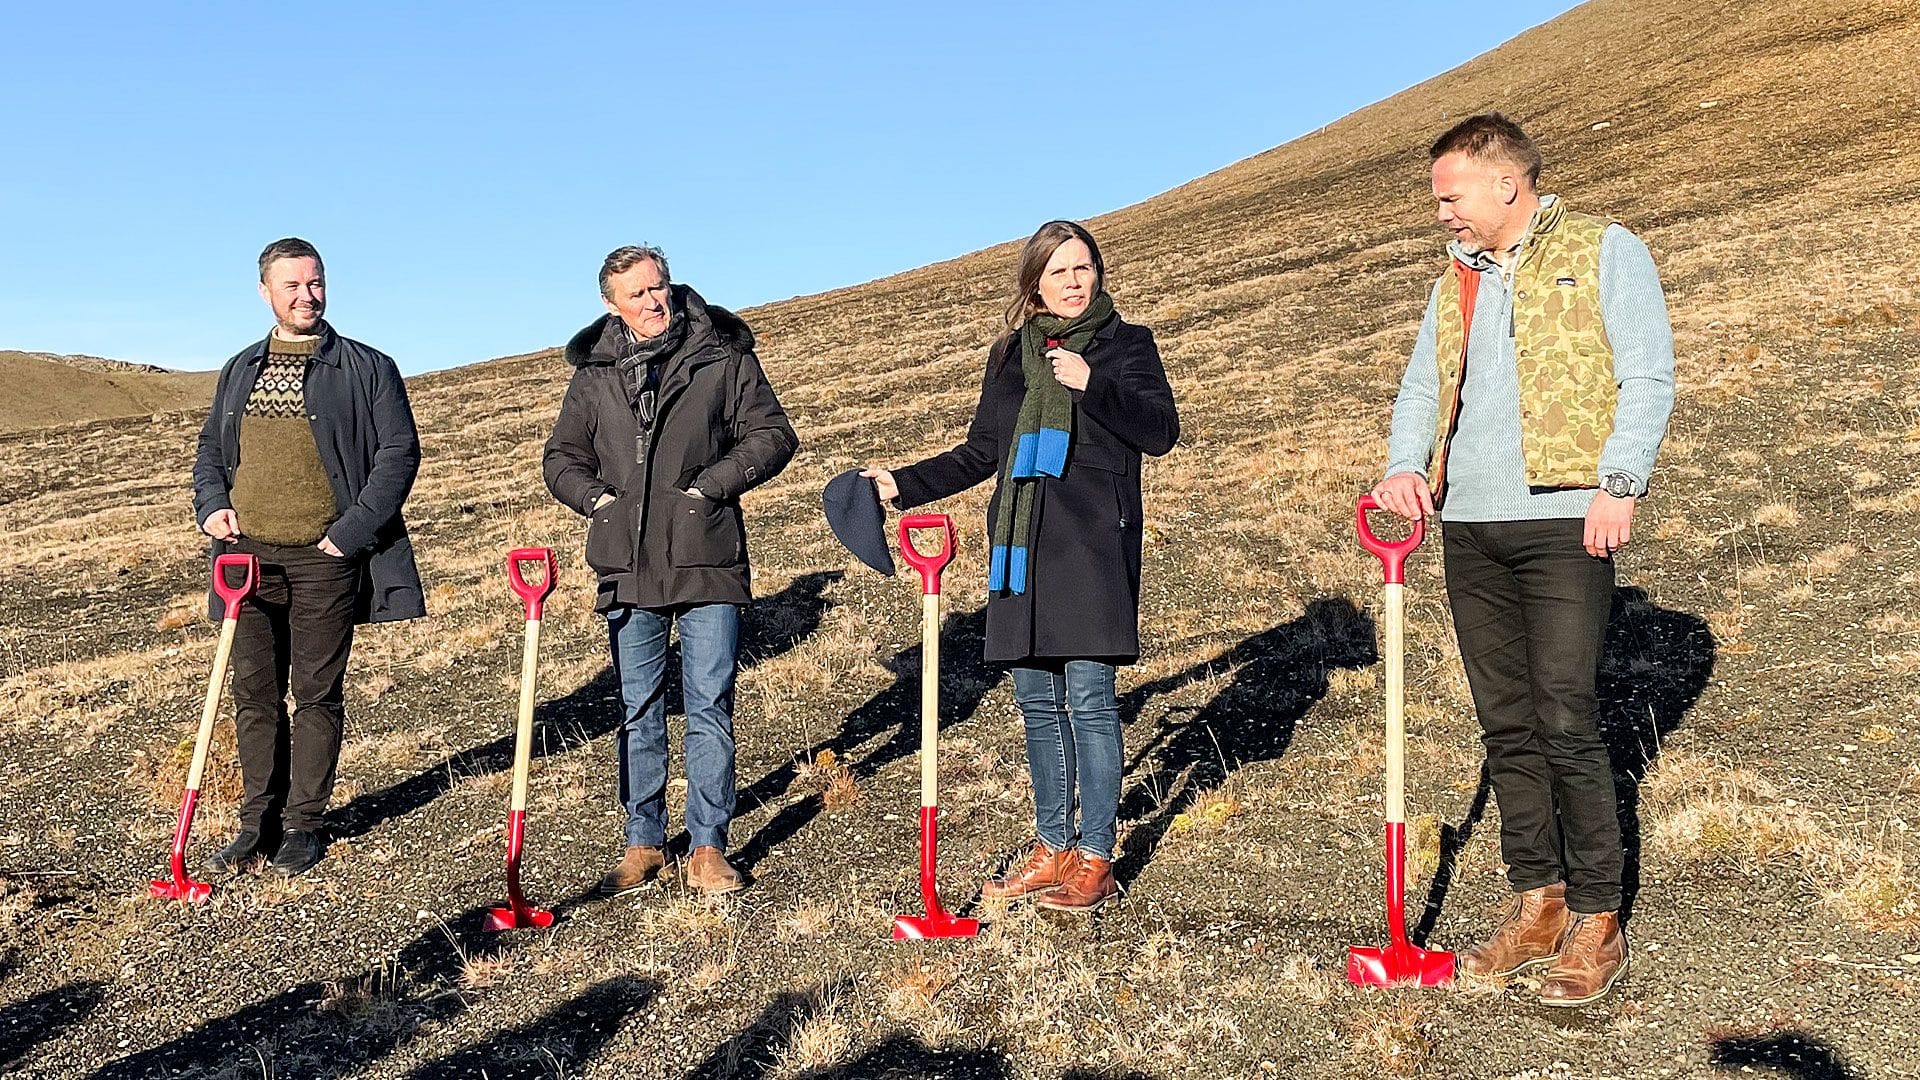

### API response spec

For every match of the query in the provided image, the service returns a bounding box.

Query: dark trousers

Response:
[225,537,360,834]
[1442,519,1622,914]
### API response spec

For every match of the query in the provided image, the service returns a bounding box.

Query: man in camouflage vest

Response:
[1373,114,1675,1005]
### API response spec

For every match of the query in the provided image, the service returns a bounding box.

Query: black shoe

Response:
[209,830,266,874]
[271,829,324,877]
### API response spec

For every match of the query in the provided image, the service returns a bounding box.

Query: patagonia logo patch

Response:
[1556,276,1578,286]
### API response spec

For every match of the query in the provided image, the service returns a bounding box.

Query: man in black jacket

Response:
[543,245,797,896]
[192,237,424,877]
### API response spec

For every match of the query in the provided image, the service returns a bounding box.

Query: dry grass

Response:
[1342,1000,1435,1076]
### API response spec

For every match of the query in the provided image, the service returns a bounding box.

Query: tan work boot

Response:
[684,846,744,895]
[1539,911,1629,1006]
[1459,882,1571,978]
[1036,852,1118,913]
[981,841,1073,900]
[598,845,668,896]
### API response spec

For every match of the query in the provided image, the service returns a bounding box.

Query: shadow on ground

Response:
[331,571,840,843]
[0,979,105,1073]
[1710,1030,1860,1080]
[731,607,995,875]
[1112,597,1377,887]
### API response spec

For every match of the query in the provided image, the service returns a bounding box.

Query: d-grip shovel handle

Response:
[506,548,557,620]
[898,515,956,596]
[212,554,259,620]
[1355,495,1425,585]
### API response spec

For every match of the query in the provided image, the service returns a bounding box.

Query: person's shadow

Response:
[1414,585,1715,932]
[1596,585,1715,922]
[1710,1031,1860,1080]
[730,607,995,875]
[328,571,841,843]
[1113,597,1378,887]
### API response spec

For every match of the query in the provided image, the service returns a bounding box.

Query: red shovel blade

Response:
[892,910,979,940]
[1347,941,1455,987]
[150,789,212,904]
[1347,821,1454,987]
[892,807,978,940]
[484,901,555,933]
[483,811,553,933]
[148,877,212,904]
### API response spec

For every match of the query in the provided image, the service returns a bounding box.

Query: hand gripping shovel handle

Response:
[892,514,977,939]
[488,547,556,931]
[151,553,259,903]
[1346,496,1451,985]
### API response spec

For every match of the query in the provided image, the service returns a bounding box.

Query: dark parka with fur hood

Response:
[543,286,797,612]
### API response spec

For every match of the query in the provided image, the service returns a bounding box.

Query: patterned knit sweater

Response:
[228,333,337,544]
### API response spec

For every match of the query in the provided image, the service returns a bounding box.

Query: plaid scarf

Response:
[615,309,686,429]
[987,291,1116,595]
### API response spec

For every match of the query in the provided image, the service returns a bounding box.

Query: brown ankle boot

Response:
[1036,852,1118,913]
[684,846,744,895]
[598,845,667,896]
[982,841,1073,900]
[1539,911,1628,1006]
[1459,882,1570,978]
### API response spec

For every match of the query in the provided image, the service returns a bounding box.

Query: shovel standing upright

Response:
[486,548,558,933]
[891,514,980,941]
[1347,494,1455,987]
[150,553,259,903]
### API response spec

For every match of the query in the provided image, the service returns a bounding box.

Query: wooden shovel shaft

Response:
[183,616,242,792]
[920,592,939,808]
[1384,582,1406,826]
[509,618,542,813]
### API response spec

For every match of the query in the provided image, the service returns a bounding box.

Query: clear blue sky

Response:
[1,2,1577,374]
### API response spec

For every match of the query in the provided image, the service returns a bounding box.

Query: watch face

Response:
[1605,474,1632,497]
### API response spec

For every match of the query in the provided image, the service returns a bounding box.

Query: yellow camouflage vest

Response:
[1429,199,1616,496]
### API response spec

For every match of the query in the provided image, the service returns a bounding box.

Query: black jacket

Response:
[192,323,425,624]
[543,286,798,612]
[893,317,1178,664]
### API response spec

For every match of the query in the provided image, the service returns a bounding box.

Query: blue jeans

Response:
[606,603,740,850]
[1010,661,1123,862]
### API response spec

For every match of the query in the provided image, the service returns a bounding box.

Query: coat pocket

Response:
[584,496,634,576]
[669,493,744,568]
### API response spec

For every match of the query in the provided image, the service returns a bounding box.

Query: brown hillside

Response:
[0,351,215,435]
[3,0,1918,1076]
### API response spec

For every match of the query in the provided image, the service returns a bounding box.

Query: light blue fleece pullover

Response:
[1384,196,1677,522]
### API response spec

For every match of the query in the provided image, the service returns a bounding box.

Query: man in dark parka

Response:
[191,237,424,877]
[543,244,796,895]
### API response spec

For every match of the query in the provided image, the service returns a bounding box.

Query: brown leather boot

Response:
[1459,882,1570,978]
[1539,911,1628,1006]
[684,846,744,895]
[598,845,668,896]
[1036,852,1118,913]
[981,841,1073,900]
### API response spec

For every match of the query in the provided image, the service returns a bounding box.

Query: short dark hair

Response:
[1430,113,1542,188]
[258,237,324,281]
[599,245,671,299]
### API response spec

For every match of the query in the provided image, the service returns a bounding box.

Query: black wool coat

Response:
[543,286,798,612]
[892,316,1179,664]
[192,324,425,624]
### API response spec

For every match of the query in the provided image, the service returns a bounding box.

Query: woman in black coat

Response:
[866,220,1178,911]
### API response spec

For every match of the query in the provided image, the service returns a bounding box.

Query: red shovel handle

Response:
[898,515,955,596]
[506,548,557,620]
[1355,495,1424,585]
[212,554,259,621]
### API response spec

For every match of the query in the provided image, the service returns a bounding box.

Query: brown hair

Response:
[1429,113,1542,188]
[599,244,671,299]
[257,237,323,281]
[993,221,1104,371]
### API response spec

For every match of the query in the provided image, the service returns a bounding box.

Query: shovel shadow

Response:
[730,607,995,876]
[329,571,841,843]
[684,979,851,1080]
[84,896,574,1079]
[0,979,106,1072]
[1112,597,1377,889]
[399,974,659,1080]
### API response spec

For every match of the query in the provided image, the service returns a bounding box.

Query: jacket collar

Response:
[243,321,343,367]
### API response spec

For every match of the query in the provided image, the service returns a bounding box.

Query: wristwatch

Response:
[1601,472,1638,499]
